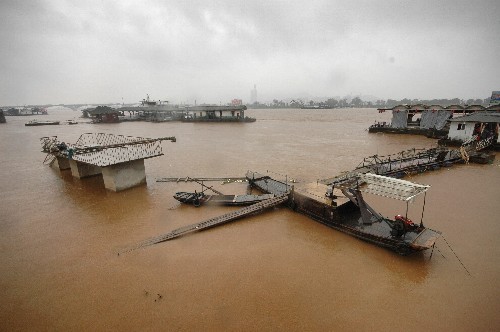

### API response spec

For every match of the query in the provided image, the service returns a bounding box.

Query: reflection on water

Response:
[0,108,499,331]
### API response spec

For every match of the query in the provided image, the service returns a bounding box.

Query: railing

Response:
[40,133,176,167]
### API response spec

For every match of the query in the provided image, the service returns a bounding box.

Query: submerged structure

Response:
[41,133,176,191]
[369,104,499,137]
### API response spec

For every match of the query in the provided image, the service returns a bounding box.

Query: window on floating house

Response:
[457,123,465,130]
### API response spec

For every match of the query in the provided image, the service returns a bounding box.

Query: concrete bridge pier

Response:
[101,159,146,192]
[55,157,71,170]
[69,160,102,179]
[41,133,176,192]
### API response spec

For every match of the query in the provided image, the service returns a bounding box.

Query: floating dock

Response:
[320,147,461,187]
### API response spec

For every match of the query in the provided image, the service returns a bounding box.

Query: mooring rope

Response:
[429,243,435,260]
[436,246,446,259]
[441,235,471,276]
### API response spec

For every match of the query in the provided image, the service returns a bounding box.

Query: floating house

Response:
[117,95,182,122]
[441,111,500,150]
[370,104,498,138]
[86,106,121,123]
[182,105,255,122]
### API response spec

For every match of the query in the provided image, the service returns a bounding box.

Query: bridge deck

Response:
[41,133,175,167]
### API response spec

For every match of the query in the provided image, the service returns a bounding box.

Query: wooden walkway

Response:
[122,194,289,253]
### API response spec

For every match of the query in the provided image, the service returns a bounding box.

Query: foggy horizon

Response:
[1,0,499,106]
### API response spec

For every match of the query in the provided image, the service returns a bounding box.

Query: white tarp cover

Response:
[390,109,408,128]
[358,173,430,201]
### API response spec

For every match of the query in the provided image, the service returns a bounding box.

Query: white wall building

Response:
[447,112,500,143]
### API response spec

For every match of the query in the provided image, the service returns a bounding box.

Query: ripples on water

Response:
[0,108,499,331]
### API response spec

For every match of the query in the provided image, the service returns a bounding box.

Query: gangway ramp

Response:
[123,194,289,252]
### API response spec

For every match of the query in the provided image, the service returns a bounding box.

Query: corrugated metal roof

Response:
[449,111,500,123]
[359,173,429,201]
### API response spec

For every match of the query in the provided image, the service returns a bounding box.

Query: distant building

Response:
[250,84,258,104]
[231,99,242,106]
[490,91,500,106]
[447,111,500,147]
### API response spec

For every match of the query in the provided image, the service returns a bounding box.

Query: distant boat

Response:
[301,105,332,109]
[25,120,60,126]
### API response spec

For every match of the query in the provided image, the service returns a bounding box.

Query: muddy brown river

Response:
[0,108,498,331]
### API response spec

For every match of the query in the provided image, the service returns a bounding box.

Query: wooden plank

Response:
[122,194,289,253]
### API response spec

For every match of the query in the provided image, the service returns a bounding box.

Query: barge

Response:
[25,120,60,126]
[247,171,440,255]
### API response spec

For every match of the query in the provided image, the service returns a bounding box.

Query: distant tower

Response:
[250,84,258,104]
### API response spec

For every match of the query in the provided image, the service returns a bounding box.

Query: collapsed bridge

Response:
[41,133,176,191]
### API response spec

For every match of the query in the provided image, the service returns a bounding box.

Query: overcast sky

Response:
[1,0,499,105]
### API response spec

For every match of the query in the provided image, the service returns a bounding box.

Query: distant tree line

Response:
[247,96,491,109]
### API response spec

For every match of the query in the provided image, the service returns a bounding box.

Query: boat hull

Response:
[174,192,274,206]
[246,171,440,255]
[25,121,60,126]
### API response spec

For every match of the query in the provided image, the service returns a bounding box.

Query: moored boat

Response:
[25,120,60,126]
[174,191,275,207]
[247,171,441,255]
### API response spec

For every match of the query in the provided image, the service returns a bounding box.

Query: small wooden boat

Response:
[174,191,275,207]
[25,120,60,126]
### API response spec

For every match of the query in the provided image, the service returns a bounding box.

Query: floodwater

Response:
[0,108,499,331]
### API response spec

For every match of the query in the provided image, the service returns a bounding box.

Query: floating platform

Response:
[368,125,447,138]
[319,147,462,187]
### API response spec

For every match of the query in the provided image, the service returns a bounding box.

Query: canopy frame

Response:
[357,173,430,202]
